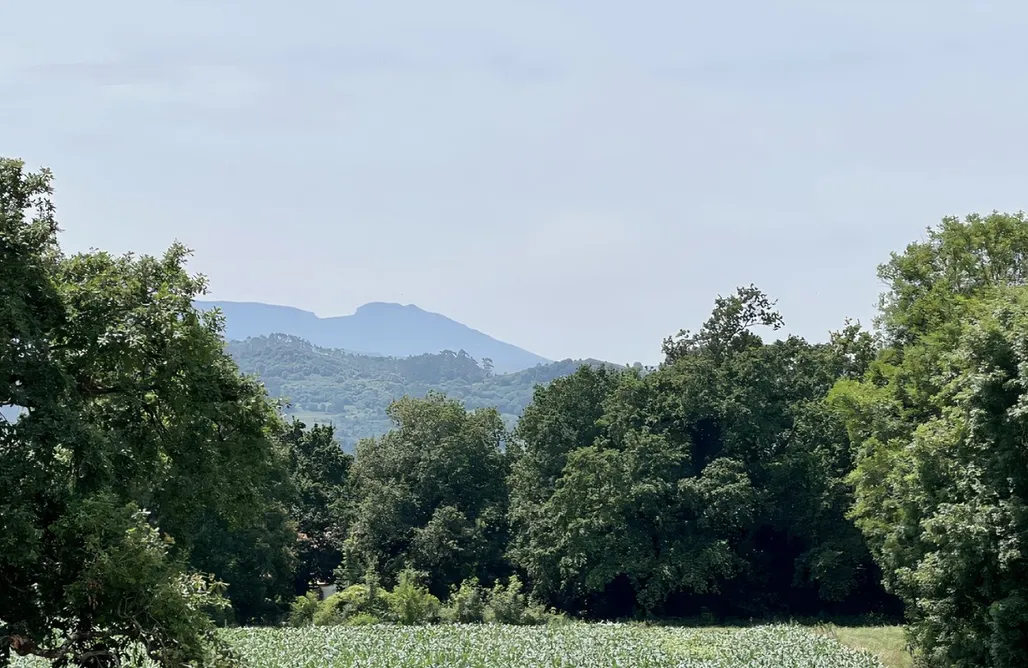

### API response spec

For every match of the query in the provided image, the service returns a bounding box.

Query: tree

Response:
[510,288,889,618]
[662,284,784,364]
[281,420,352,593]
[0,158,294,665]
[876,211,1028,347]
[833,213,1028,667]
[506,364,626,612]
[338,393,509,598]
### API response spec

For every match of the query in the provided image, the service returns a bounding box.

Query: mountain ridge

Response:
[195,300,550,373]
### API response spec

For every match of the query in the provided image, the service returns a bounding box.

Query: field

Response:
[818,626,912,668]
[12,624,891,667]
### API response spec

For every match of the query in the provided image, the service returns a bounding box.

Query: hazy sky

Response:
[3,1,1028,364]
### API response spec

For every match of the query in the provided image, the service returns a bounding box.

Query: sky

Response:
[3,1,1028,365]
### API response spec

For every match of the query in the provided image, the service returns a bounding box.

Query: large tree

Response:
[506,364,626,612]
[0,158,295,666]
[281,419,352,593]
[509,287,890,618]
[833,212,1028,667]
[338,393,509,598]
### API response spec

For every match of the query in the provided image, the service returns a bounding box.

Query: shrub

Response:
[543,610,572,627]
[288,591,321,627]
[385,569,441,625]
[485,575,551,625]
[313,584,389,626]
[345,613,381,626]
[441,577,486,624]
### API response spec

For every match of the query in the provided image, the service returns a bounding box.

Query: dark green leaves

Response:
[1,158,294,665]
[836,213,1028,667]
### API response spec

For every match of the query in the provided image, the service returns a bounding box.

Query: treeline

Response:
[300,293,895,622]
[283,211,1028,668]
[4,157,1028,668]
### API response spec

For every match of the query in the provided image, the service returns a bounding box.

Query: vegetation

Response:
[0,158,295,665]
[507,293,892,619]
[8,157,1028,666]
[228,625,891,667]
[832,213,1028,667]
[820,626,912,668]
[12,625,891,667]
[281,420,352,594]
[335,394,511,598]
[227,335,615,449]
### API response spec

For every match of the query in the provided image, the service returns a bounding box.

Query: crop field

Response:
[13,624,887,667]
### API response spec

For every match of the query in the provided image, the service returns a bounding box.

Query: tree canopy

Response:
[282,419,353,593]
[508,288,890,619]
[833,212,1028,667]
[1,158,295,666]
[338,393,510,599]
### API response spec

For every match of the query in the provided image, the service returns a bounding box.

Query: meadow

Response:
[12,624,895,668]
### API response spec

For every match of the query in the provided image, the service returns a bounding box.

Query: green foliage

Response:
[345,613,381,627]
[338,393,511,598]
[833,212,1028,667]
[661,283,785,364]
[161,624,888,668]
[227,334,615,449]
[484,575,551,625]
[313,584,390,626]
[281,420,352,593]
[0,158,294,665]
[875,212,1028,347]
[384,569,442,625]
[509,287,889,619]
[441,577,487,624]
[288,592,320,627]
[309,570,443,627]
[506,365,627,610]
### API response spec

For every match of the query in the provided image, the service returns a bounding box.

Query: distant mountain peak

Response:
[355,301,422,313]
[195,300,549,374]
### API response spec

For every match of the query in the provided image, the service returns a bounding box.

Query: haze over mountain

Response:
[196,300,550,374]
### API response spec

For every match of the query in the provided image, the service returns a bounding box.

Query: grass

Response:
[819,625,913,668]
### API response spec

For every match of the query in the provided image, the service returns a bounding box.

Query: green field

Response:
[819,626,912,668]
[12,624,891,667]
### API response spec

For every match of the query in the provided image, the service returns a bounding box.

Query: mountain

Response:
[196,300,550,373]
[226,334,615,450]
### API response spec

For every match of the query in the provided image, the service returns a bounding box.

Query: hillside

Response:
[197,300,550,373]
[226,334,615,449]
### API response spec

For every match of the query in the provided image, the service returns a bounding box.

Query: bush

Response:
[384,569,441,625]
[441,577,486,624]
[542,609,572,627]
[313,584,389,626]
[345,613,381,626]
[288,591,321,627]
[484,575,551,625]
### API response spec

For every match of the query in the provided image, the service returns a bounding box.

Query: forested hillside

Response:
[227,334,618,448]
